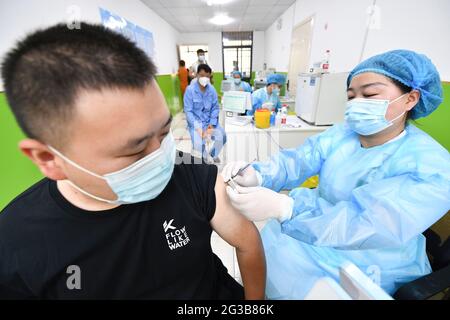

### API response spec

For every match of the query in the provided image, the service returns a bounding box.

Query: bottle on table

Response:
[321,50,330,72]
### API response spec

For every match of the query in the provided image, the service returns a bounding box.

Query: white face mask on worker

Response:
[198,77,210,87]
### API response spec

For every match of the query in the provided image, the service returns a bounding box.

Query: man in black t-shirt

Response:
[0,23,265,299]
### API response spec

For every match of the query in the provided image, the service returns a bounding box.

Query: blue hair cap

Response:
[231,70,242,78]
[347,50,443,119]
[267,73,286,85]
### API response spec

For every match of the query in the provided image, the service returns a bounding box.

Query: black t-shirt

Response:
[0,152,243,299]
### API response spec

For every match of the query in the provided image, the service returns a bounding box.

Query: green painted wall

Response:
[276,71,288,96]
[249,71,256,86]
[1,82,449,210]
[155,74,182,115]
[0,93,43,210]
[212,72,224,98]
[414,82,450,151]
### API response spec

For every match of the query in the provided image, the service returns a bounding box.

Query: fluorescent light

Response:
[209,13,234,25]
[205,0,234,6]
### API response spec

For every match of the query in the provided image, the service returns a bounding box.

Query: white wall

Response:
[264,4,296,72]
[264,0,450,80]
[252,31,265,72]
[0,0,180,90]
[178,32,223,72]
[363,0,450,80]
[178,30,266,74]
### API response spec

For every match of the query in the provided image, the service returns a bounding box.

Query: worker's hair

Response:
[1,22,157,146]
[179,60,186,67]
[197,64,212,74]
[197,49,205,55]
[390,78,412,94]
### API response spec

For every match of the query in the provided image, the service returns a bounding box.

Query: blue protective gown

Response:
[253,123,450,299]
[184,82,227,158]
[237,81,252,93]
[248,87,281,116]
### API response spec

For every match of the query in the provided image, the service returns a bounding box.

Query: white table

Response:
[223,115,330,163]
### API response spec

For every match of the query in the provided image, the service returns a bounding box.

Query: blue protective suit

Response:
[235,81,252,93]
[184,81,227,158]
[248,87,281,116]
[253,123,450,299]
[231,71,252,93]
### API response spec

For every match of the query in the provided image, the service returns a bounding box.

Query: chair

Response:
[393,227,450,300]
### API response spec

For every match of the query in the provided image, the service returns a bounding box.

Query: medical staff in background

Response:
[222,49,450,299]
[248,73,286,115]
[231,71,252,93]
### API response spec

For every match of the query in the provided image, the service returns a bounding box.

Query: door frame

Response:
[287,15,315,95]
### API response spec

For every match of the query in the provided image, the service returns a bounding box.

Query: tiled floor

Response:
[171,112,266,284]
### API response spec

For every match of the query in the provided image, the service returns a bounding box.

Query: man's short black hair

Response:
[1,22,157,145]
[197,64,212,74]
[179,60,185,67]
[197,49,205,55]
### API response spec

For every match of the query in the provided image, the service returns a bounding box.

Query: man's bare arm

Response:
[210,173,266,300]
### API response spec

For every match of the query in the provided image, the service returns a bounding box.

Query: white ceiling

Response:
[140,0,296,33]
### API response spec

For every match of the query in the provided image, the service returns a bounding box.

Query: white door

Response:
[288,17,314,98]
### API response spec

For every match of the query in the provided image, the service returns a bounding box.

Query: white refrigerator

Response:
[295,72,349,126]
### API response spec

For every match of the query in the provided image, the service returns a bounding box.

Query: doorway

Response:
[287,17,314,97]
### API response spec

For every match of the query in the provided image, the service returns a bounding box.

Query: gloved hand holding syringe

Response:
[221,160,294,222]
[222,160,260,192]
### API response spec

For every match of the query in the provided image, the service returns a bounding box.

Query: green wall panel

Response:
[212,72,224,98]
[155,74,182,115]
[276,71,288,96]
[0,93,43,210]
[414,82,450,151]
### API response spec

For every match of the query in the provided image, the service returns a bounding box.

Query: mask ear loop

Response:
[47,145,105,180]
[389,92,409,105]
[47,146,117,204]
[65,180,118,204]
[387,92,410,123]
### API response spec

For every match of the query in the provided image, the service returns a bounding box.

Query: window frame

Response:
[221,32,253,81]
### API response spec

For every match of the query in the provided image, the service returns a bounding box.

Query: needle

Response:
[225,160,256,184]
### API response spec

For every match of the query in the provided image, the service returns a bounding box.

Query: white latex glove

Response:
[221,161,262,187]
[226,185,294,222]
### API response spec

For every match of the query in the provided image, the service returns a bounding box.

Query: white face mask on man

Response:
[198,55,205,62]
[198,76,210,87]
[48,132,176,204]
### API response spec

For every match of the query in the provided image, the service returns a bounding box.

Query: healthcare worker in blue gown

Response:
[231,71,252,93]
[248,74,285,115]
[222,50,450,299]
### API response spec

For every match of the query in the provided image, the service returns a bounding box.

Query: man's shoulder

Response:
[0,178,51,245]
[1,178,50,217]
[174,151,218,180]
[186,82,199,94]
[185,83,194,91]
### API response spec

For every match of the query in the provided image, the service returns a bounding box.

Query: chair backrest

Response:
[394,228,450,300]
[424,229,450,271]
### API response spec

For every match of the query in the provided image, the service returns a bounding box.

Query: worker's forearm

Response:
[236,233,266,300]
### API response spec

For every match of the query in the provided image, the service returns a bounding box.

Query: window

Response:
[178,45,209,70]
[222,32,253,80]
